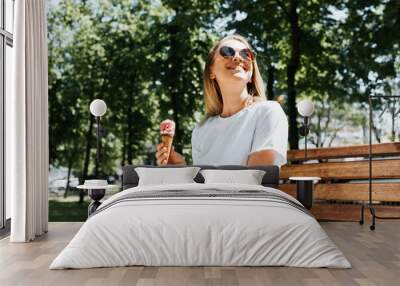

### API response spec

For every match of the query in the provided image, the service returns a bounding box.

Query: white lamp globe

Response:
[90,99,107,117]
[297,99,315,117]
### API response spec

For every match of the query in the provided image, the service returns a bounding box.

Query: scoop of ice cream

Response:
[160,119,175,136]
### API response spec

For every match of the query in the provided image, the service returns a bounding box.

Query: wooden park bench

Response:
[278,142,400,221]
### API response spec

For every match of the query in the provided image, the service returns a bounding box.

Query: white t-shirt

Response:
[191,100,288,166]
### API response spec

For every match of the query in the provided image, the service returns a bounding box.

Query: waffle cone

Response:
[161,134,174,162]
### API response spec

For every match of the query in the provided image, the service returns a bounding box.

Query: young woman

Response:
[156,34,288,166]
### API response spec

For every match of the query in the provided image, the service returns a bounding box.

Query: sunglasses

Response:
[219,46,256,61]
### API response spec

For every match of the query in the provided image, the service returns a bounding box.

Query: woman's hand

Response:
[156,143,186,165]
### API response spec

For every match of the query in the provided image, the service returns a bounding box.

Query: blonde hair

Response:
[203,34,266,119]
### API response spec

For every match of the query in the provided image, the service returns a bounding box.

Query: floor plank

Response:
[0,222,399,286]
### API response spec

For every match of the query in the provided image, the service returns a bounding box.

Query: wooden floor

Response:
[0,222,399,286]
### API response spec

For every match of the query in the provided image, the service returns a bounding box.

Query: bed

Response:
[50,165,351,269]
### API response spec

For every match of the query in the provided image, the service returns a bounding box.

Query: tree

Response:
[224,0,331,149]
[151,0,219,161]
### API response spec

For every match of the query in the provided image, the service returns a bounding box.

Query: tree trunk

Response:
[321,103,331,147]
[127,90,134,165]
[328,129,339,147]
[171,92,181,153]
[316,112,322,147]
[121,131,127,166]
[372,123,381,143]
[64,156,73,199]
[80,115,94,203]
[286,0,301,150]
[390,100,396,142]
[267,65,275,100]
[168,24,183,154]
[362,124,368,144]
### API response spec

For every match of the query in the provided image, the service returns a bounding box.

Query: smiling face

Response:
[210,39,253,85]
[203,34,266,117]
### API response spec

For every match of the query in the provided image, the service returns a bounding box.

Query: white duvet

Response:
[50,183,351,269]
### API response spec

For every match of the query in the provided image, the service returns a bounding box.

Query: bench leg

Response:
[369,205,376,231]
[359,204,364,225]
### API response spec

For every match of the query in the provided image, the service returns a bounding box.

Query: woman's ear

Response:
[210,73,216,79]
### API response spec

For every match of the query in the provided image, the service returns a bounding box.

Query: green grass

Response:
[49,200,90,222]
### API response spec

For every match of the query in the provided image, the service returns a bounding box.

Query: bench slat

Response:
[287,142,400,161]
[310,203,400,221]
[280,159,400,180]
[279,183,400,202]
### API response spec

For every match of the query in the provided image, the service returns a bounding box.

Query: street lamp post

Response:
[89,99,107,178]
[297,99,315,161]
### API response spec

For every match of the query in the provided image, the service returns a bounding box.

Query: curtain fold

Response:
[9,0,48,242]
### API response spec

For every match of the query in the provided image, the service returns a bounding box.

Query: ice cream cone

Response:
[161,134,174,161]
[160,119,176,163]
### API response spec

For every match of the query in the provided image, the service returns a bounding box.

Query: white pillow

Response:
[135,167,200,186]
[200,169,266,185]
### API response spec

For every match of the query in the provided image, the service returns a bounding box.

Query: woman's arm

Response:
[248,101,288,166]
[247,149,277,166]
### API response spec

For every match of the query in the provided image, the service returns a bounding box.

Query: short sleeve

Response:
[250,102,288,166]
[191,126,201,164]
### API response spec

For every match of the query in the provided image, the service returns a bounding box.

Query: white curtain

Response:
[8,0,49,242]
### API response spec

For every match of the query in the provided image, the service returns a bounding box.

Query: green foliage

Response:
[222,0,399,147]
[151,0,220,162]
[49,200,90,222]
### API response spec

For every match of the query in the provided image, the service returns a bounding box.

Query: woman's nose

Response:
[232,54,241,63]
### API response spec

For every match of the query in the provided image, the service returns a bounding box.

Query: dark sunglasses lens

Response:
[240,49,253,60]
[220,46,235,57]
